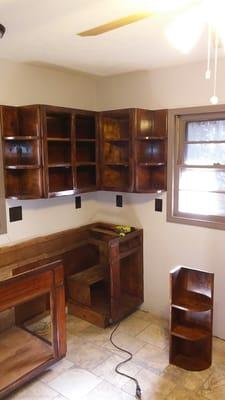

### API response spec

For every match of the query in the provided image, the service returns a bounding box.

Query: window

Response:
[0,139,6,234]
[167,106,225,230]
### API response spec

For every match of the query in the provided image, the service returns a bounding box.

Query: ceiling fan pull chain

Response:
[205,23,212,80]
[210,28,219,104]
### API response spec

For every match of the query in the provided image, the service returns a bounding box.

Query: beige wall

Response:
[1,57,225,339]
[97,59,225,110]
[0,59,98,246]
[96,60,225,339]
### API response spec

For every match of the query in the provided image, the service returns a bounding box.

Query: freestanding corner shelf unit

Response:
[169,266,214,371]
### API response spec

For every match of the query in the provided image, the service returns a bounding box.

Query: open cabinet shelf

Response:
[1,105,168,198]
[170,266,214,371]
[100,109,132,191]
[0,326,53,393]
[67,223,143,327]
[1,105,43,199]
[134,109,167,192]
[75,111,99,193]
[5,168,43,199]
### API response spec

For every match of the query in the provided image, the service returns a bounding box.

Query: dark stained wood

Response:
[99,109,134,192]
[67,264,104,306]
[0,223,143,329]
[0,260,66,398]
[74,110,100,194]
[0,105,44,199]
[169,266,214,371]
[1,105,168,197]
[134,109,168,193]
[0,327,53,392]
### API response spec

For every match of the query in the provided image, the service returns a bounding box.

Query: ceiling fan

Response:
[77,0,198,37]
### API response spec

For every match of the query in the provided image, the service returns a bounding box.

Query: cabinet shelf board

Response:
[3,136,39,141]
[104,138,129,142]
[76,139,96,142]
[104,162,129,167]
[135,136,167,141]
[0,326,53,392]
[47,137,71,142]
[138,162,165,167]
[76,162,96,167]
[5,165,40,170]
[171,324,210,341]
[48,163,72,168]
[173,291,212,312]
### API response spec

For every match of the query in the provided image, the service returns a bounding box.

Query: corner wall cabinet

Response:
[99,108,167,192]
[0,105,167,198]
[169,266,214,371]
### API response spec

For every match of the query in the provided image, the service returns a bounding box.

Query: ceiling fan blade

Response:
[77,12,153,36]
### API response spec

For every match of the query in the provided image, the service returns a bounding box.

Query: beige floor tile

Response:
[66,341,112,370]
[115,316,150,337]
[197,366,225,400]
[82,380,134,400]
[66,315,91,337]
[167,386,205,400]
[122,366,176,399]
[133,343,169,374]
[92,354,141,388]
[66,334,87,353]
[7,381,58,400]
[103,331,146,358]
[136,322,169,349]
[130,310,168,327]
[213,337,225,354]
[40,359,74,383]
[48,367,102,400]
[75,324,114,346]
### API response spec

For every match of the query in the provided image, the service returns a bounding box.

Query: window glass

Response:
[184,143,225,165]
[178,191,225,216]
[186,120,225,141]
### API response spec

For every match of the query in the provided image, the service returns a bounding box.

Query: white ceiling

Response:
[0,0,220,76]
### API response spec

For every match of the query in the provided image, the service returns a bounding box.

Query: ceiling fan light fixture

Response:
[139,0,196,13]
[165,6,204,53]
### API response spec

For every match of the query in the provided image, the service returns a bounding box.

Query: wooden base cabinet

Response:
[67,223,143,327]
[169,266,214,371]
[0,260,66,399]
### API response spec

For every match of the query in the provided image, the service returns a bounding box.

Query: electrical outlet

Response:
[116,195,123,207]
[75,196,81,209]
[9,206,22,222]
[155,198,163,212]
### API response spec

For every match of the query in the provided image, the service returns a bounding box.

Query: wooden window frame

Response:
[167,104,225,230]
[0,137,6,234]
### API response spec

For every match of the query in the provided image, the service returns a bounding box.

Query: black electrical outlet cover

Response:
[116,195,123,208]
[155,198,163,212]
[9,206,22,222]
[75,196,81,209]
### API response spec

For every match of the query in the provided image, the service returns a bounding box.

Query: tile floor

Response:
[6,310,225,399]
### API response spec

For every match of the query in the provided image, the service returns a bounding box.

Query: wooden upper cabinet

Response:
[99,109,134,192]
[99,108,168,193]
[134,109,168,193]
[1,105,167,198]
[0,105,43,199]
[41,105,75,198]
[74,110,99,194]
